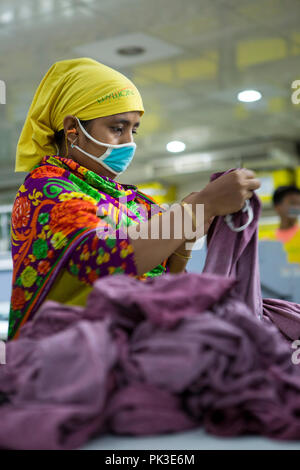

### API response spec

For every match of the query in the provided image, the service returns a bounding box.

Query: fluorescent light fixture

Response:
[166,141,186,153]
[173,153,212,173]
[237,89,262,103]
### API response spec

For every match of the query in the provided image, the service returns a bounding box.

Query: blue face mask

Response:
[70,116,137,176]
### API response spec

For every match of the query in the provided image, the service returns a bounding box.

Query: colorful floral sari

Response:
[9,155,169,341]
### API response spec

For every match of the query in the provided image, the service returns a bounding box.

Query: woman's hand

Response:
[182,169,261,220]
[128,169,260,276]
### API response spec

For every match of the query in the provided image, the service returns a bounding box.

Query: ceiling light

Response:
[0,11,13,24]
[166,141,186,153]
[237,90,262,103]
[117,46,145,56]
[74,33,182,68]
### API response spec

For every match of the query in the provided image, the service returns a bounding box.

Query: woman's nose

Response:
[120,128,134,144]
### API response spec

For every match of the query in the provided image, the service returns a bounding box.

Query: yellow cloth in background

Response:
[258,224,278,241]
[15,57,145,172]
[259,223,300,264]
[284,230,300,264]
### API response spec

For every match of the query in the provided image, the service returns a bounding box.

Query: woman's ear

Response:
[66,128,77,135]
[63,115,77,133]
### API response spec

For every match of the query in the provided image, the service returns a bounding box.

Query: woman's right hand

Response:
[182,169,261,219]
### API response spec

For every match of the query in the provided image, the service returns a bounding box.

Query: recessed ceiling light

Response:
[237,89,262,103]
[117,46,145,56]
[74,33,182,68]
[166,141,186,153]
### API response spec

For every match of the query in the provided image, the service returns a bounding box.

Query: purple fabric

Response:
[0,270,300,449]
[1,170,300,448]
[203,183,263,320]
[263,298,300,341]
[203,170,300,340]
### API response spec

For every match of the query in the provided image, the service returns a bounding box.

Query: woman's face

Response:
[61,111,141,178]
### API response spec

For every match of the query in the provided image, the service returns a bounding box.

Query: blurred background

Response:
[1,0,300,339]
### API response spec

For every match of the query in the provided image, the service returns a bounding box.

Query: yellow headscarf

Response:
[15,57,145,172]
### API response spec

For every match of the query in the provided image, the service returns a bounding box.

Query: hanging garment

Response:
[203,170,300,340]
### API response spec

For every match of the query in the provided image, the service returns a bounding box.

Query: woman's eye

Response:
[111,127,138,135]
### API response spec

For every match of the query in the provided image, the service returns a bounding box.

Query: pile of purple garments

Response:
[1,189,300,450]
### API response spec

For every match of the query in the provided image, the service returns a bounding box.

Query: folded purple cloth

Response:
[0,270,300,449]
[263,298,300,341]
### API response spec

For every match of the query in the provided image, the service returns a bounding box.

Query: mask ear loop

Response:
[65,128,77,156]
[224,199,254,232]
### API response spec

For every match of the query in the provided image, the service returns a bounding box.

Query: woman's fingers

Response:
[245,190,254,200]
[246,178,261,190]
[238,169,261,191]
[195,168,261,218]
[240,168,256,178]
[240,169,261,188]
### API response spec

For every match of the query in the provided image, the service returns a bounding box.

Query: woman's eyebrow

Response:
[110,118,140,127]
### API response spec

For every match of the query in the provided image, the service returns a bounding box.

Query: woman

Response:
[9,57,260,341]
